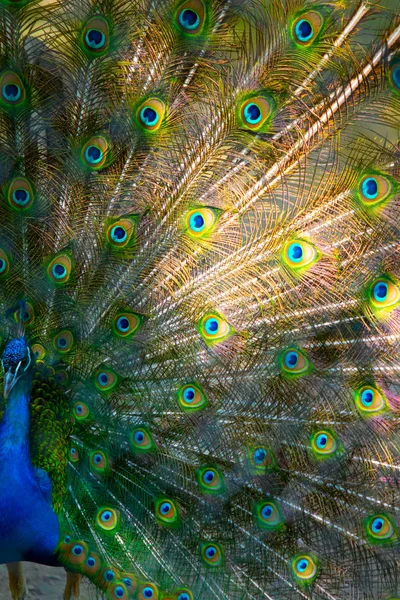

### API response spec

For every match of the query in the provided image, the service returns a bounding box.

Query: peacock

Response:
[0,0,399,598]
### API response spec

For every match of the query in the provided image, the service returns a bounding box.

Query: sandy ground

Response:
[0,564,91,599]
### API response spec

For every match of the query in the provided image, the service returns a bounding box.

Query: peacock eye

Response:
[120,573,137,593]
[176,0,205,35]
[82,135,109,169]
[0,72,25,107]
[85,145,102,164]
[72,544,84,556]
[137,98,166,132]
[48,254,73,284]
[280,347,311,377]
[155,498,180,527]
[140,107,158,127]
[82,551,102,575]
[108,583,128,600]
[283,239,318,272]
[90,450,109,474]
[137,582,159,600]
[96,507,119,532]
[177,383,208,412]
[254,500,283,529]
[358,173,395,207]
[94,368,118,392]
[186,207,218,238]
[291,554,318,583]
[197,467,224,494]
[130,426,154,452]
[240,96,273,130]
[70,447,80,462]
[61,540,88,565]
[86,29,105,49]
[107,217,137,249]
[53,330,74,353]
[368,276,400,314]
[200,542,223,566]
[389,58,400,91]
[111,225,127,243]
[354,385,387,415]
[82,16,110,55]
[0,249,9,276]
[198,313,233,346]
[292,11,323,46]
[365,513,396,543]
[176,591,192,600]
[310,430,339,458]
[179,9,199,29]
[8,177,34,210]
[73,401,89,421]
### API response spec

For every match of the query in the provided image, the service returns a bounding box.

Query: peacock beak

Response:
[3,369,18,399]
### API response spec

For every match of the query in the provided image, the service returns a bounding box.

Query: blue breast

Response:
[0,374,61,566]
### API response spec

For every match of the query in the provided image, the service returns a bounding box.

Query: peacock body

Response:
[0,0,398,598]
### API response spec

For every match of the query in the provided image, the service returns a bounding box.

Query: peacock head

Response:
[2,337,32,399]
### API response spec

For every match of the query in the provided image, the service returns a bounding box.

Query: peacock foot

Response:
[6,563,28,600]
[63,571,81,599]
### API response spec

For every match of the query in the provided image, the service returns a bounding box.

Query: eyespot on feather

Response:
[357,173,397,208]
[69,446,80,462]
[367,276,400,315]
[107,217,137,249]
[137,98,166,131]
[177,383,208,412]
[13,301,34,325]
[254,500,284,530]
[198,313,234,346]
[155,498,181,528]
[0,71,25,108]
[185,207,219,238]
[0,248,10,277]
[240,96,274,131]
[176,0,206,35]
[7,177,35,210]
[137,582,159,600]
[310,430,340,459]
[90,450,110,474]
[120,573,138,595]
[200,542,224,567]
[113,311,143,338]
[96,507,120,532]
[354,385,387,416]
[47,253,73,285]
[292,11,323,46]
[107,582,129,600]
[130,426,155,453]
[53,330,74,353]
[82,16,110,55]
[365,513,397,544]
[82,551,102,576]
[94,368,119,393]
[81,135,109,169]
[196,466,225,494]
[282,240,319,273]
[279,347,312,377]
[291,554,319,584]
[73,401,90,421]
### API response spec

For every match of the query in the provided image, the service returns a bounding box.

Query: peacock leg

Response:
[63,571,81,599]
[6,563,27,600]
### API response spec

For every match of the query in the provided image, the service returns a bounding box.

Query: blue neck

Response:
[0,377,31,460]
